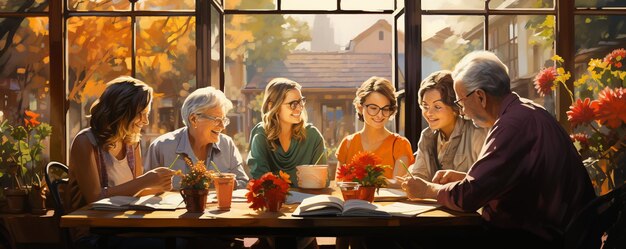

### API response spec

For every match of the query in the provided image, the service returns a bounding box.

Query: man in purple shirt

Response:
[401,51,595,247]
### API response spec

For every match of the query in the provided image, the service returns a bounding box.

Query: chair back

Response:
[45,161,69,218]
[564,183,626,249]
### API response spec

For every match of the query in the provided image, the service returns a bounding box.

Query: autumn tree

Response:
[225,0,311,74]
[0,0,50,123]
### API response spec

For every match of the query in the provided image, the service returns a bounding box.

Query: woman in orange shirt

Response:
[335,76,414,188]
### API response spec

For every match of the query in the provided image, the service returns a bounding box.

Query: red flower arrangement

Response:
[535,50,626,195]
[245,170,291,211]
[336,151,389,188]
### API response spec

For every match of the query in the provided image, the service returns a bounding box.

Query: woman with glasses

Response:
[144,86,249,190]
[247,77,327,188]
[410,70,487,183]
[336,76,414,187]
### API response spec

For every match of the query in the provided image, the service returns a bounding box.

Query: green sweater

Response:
[247,122,327,187]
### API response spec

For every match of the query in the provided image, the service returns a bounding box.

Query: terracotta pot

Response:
[29,185,47,215]
[5,188,28,213]
[358,186,376,203]
[180,189,208,213]
[265,194,284,212]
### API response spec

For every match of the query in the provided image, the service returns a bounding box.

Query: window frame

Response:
[1,0,610,162]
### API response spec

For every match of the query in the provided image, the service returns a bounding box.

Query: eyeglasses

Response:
[453,89,478,109]
[195,113,230,126]
[420,104,444,113]
[283,97,306,110]
[364,104,396,117]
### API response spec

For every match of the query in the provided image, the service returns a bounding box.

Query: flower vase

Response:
[358,186,376,203]
[180,189,208,213]
[265,194,284,212]
[4,188,28,213]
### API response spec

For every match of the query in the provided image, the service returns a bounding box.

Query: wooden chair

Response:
[563,183,626,249]
[44,161,72,249]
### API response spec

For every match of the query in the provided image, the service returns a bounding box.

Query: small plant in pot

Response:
[0,110,52,213]
[177,158,212,213]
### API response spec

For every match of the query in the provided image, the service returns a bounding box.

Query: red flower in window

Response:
[591,87,626,129]
[533,67,557,97]
[603,48,626,70]
[567,98,598,128]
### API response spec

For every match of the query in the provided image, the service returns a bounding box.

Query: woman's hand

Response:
[141,167,175,191]
[431,170,466,184]
[384,177,402,189]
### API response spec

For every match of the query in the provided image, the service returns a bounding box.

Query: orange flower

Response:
[567,98,597,128]
[603,48,626,70]
[245,170,291,211]
[533,67,557,97]
[180,160,212,190]
[23,110,41,127]
[591,87,626,129]
[336,151,388,187]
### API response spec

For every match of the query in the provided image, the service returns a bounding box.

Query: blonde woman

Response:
[336,76,414,187]
[247,77,327,187]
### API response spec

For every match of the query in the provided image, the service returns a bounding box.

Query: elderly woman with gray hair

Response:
[145,87,249,189]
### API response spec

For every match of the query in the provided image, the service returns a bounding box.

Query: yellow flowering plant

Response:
[534,51,626,195]
[178,158,212,190]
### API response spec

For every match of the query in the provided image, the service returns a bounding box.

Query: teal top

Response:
[247,122,327,187]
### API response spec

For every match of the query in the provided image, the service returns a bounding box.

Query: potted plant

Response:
[178,158,212,213]
[336,151,389,202]
[245,170,291,212]
[0,110,52,213]
[534,52,626,195]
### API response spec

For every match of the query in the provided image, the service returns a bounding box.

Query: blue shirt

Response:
[144,127,249,189]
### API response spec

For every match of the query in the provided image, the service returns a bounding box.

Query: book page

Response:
[291,195,344,217]
[131,193,183,210]
[342,199,391,217]
[378,202,441,217]
[374,188,407,201]
[92,196,137,210]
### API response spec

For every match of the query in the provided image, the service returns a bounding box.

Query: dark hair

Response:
[354,76,397,122]
[89,76,153,147]
[419,70,460,114]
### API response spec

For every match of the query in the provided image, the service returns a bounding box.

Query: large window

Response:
[222,7,395,166]
[0,0,611,165]
[65,0,196,152]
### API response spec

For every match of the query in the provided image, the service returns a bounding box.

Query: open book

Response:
[92,192,184,211]
[292,195,391,217]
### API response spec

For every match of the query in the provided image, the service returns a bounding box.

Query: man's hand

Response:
[397,176,439,200]
[431,170,466,184]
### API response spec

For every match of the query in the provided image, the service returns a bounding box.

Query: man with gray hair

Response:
[401,51,595,248]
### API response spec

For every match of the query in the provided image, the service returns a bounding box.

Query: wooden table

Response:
[61,187,483,248]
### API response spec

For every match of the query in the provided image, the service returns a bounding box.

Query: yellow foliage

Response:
[15,44,26,53]
[81,79,107,102]
[27,18,48,36]
[542,15,555,28]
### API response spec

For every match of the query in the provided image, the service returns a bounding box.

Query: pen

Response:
[399,160,416,180]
